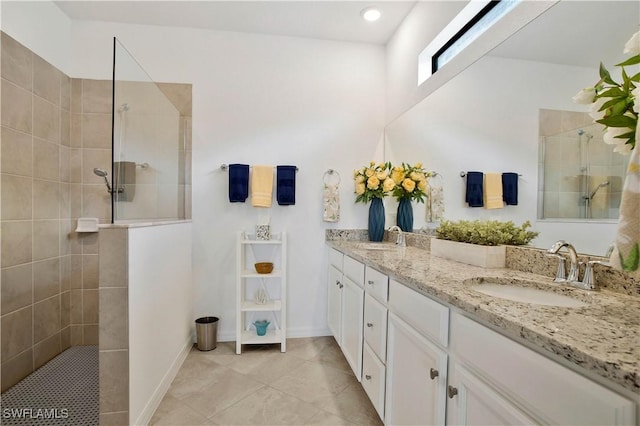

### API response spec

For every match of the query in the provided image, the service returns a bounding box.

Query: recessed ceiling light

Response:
[361,7,381,22]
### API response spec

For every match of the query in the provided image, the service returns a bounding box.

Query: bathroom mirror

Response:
[384,1,639,256]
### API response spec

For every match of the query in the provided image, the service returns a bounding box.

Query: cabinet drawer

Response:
[364,293,388,361]
[450,312,636,426]
[343,256,364,287]
[364,266,389,303]
[362,342,385,421]
[328,248,343,270]
[388,280,449,347]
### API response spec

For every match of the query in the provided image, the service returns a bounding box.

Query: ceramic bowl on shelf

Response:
[255,262,274,274]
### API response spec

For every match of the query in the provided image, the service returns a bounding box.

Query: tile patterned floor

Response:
[150,337,383,425]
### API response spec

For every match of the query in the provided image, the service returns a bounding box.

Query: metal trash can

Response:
[195,316,218,351]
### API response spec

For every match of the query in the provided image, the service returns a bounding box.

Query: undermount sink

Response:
[465,277,589,308]
[356,243,398,251]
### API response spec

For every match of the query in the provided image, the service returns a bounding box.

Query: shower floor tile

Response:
[0,345,98,426]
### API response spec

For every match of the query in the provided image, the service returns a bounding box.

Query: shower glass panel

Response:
[540,121,628,220]
[112,38,185,222]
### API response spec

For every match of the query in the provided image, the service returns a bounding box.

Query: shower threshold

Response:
[1,345,98,425]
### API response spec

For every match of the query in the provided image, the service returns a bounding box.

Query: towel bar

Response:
[460,171,522,178]
[220,164,298,172]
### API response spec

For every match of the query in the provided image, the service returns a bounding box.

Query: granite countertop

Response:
[327,240,640,396]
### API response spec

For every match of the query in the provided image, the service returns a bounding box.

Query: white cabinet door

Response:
[341,276,364,381]
[327,265,342,343]
[385,312,447,426]
[446,362,536,426]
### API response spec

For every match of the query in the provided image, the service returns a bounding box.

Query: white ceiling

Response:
[54,1,417,45]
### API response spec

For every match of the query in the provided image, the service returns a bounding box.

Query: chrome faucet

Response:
[547,240,580,283]
[388,226,406,247]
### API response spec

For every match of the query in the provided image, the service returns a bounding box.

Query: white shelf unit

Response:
[236,231,287,354]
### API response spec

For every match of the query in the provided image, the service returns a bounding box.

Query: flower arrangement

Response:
[390,162,432,202]
[354,161,395,203]
[572,30,639,154]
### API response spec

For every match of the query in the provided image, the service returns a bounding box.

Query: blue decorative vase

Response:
[397,198,413,232]
[253,320,270,336]
[368,198,385,242]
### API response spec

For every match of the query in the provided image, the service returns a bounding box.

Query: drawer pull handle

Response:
[335,280,340,286]
[429,368,439,380]
[365,375,372,380]
[339,284,344,289]
[448,385,458,399]
[367,280,374,285]
[366,322,373,328]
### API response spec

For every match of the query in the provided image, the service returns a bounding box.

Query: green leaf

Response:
[631,71,640,82]
[615,130,637,139]
[600,97,626,111]
[599,62,618,85]
[616,55,640,67]
[599,87,625,98]
[619,243,640,271]
[596,115,636,128]
[610,100,630,115]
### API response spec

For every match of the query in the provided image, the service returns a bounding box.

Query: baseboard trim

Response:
[133,336,192,425]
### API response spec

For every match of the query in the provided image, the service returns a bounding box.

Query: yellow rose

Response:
[402,178,415,193]
[355,182,365,195]
[353,169,359,177]
[370,161,376,166]
[391,170,404,184]
[367,176,380,190]
[383,177,395,192]
[415,163,423,169]
[377,163,385,170]
[417,180,427,191]
[376,170,388,180]
[355,175,365,184]
[409,171,422,181]
[365,168,375,178]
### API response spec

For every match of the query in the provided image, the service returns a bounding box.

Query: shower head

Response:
[577,129,585,136]
[589,181,610,199]
[93,168,108,177]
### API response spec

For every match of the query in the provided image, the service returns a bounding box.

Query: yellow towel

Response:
[484,173,503,209]
[251,165,273,207]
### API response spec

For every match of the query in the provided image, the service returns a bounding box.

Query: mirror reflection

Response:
[384,1,639,256]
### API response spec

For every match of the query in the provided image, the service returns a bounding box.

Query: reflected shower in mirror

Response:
[539,109,628,220]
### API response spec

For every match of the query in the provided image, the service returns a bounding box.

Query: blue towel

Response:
[465,171,484,207]
[228,164,249,202]
[276,165,296,205]
[502,173,518,205]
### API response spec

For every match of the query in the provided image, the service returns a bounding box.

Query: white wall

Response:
[0,1,73,75]
[128,222,193,425]
[385,1,556,123]
[70,21,386,340]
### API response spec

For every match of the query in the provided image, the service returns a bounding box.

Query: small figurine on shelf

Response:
[254,288,269,305]
[253,320,270,336]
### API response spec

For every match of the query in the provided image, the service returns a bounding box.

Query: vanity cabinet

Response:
[326,249,364,380]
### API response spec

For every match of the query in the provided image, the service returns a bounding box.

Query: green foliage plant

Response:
[435,220,539,246]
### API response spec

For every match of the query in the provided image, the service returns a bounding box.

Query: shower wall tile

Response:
[71,79,82,113]
[82,289,98,324]
[1,264,33,315]
[99,229,128,289]
[61,290,71,328]
[83,255,99,289]
[70,113,82,148]
[33,296,60,343]
[157,82,193,116]
[60,326,70,351]
[33,55,60,106]
[34,332,61,369]
[1,126,33,177]
[60,220,72,257]
[99,287,128,350]
[82,114,111,149]
[33,258,60,302]
[33,179,60,219]
[82,184,111,221]
[100,411,129,425]
[82,79,112,114]
[60,146,71,184]
[70,325,83,346]
[1,348,33,393]
[33,220,60,261]
[70,149,82,183]
[60,255,71,292]
[83,325,99,345]
[1,175,32,220]
[1,33,33,91]
[70,255,83,289]
[99,349,129,413]
[33,138,60,181]
[1,306,33,360]
[70,289,83,324]
[61,74,71,112]
[70,184,82,218]
[60,109,71,147]
[1,80,32,134]
[81,233,99,255]
[1,221,32,268]
[60,183,71,220]
[33,96,59,143]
